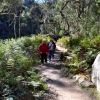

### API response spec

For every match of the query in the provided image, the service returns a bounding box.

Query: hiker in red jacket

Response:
[38,39,49,65]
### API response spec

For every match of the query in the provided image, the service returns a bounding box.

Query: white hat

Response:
[42,39,46,42]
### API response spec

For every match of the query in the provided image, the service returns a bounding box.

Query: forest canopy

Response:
[0,0,99,39]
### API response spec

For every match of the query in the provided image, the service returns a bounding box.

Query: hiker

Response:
[48,39,56,61]
[38,39,49,65]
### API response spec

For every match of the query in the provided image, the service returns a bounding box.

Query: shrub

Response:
[57,36,70,48]
[0,35,49,99]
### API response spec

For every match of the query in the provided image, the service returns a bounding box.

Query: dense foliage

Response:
[0,0,100,99]
[0,0,99,39]
[57,34,100,80]
[0,34,50,99]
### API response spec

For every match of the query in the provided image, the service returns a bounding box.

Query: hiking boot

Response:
[44,62,47,64]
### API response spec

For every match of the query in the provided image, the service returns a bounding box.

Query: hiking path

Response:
[35,47,95,100]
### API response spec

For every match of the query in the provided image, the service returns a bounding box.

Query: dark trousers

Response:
[48,50,55,61]
[40,53,47,64]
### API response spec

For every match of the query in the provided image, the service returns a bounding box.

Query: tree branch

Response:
[60,0,70,12]
[60,0,70,34]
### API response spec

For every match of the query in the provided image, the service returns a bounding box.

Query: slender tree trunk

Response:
[32,22,33,34]
[14,15,16,40]
[14,6,17,40]
[19,10,21,38]
[60,11,70,34]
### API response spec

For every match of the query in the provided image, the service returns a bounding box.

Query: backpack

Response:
[48,41,56,50]
[52,42,56,49]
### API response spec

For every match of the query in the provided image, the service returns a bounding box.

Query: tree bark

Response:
[14,14,16,40]
[19,10,21,38]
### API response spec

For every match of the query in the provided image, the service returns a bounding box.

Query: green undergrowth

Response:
[56,36,70,48]
[57,34,100,100]
[57,34,100,78]
[57,34,100,81]
[0,34,50,100]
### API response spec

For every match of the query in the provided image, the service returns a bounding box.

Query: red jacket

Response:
[38,43,49,53]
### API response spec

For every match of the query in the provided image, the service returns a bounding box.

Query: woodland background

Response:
[0,0,100,100]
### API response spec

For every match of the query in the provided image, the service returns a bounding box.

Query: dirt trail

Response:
[36,51,95,100]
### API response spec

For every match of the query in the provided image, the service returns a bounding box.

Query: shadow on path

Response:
[35,51,95,100]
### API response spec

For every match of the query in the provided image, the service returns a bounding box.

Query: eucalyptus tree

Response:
[0,0,25,39]
[38,0,99,37]
[90,0,100,35]
[53,0,96,35]
[0,0,98,38]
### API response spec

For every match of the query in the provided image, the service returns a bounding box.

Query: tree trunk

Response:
[14,15,16,40]
[19,10,21,38]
